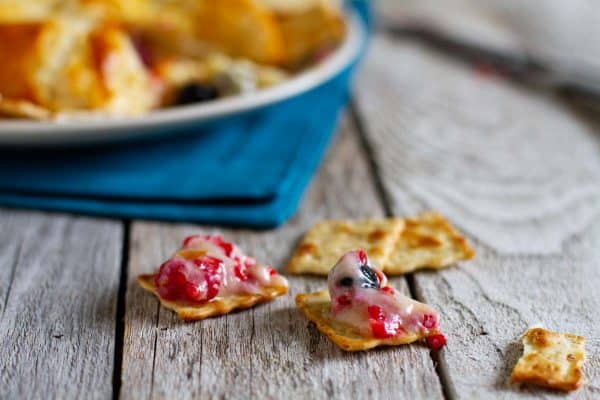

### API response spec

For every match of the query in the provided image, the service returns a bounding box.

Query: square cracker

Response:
[138,274,288,321]
[511,327,586,391]
[384,212,475,275]
[296,290,426,351]
[288,218,405,275]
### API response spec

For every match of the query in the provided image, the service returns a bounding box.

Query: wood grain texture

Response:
[376,0,600,79]
[354,35,600,398]
[0,209,123,399]
[120,116,444,400]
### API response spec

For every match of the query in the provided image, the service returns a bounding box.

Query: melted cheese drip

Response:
[328,251,440,338]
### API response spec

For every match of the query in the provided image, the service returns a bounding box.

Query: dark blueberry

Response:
[359,265,380,289]
[339,277,353,287]
[176,83,219,105]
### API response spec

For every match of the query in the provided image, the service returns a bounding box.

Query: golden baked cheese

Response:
[0,0,347,119]
[0,18,158,117]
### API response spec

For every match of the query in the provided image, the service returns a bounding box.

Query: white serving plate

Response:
[0,11,364,146]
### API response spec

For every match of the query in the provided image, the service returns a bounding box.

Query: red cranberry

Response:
[131,33,154,68]
[337,295,352,307]
[192,256,223,300]
[421,314,438,329]
[234,262,250,281]
[182,234,237,258]
[268,267,278,276]
[155,259,187,300]
[381,286,395,296]
[182,235,198,247]
[217,241,234,258]
[368,305,401,339]
[368,305,385,321]
[357,249,368,265]
[333,294,352,313]
[155,256,223,303]
[370,320,395,339]
[427,333,447,350]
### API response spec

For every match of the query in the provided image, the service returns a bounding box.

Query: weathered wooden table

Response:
[1,33,599,400]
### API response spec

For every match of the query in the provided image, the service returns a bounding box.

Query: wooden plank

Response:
[354,35,600,398]
[376,0,600,79]
[120,116,444,400]
[0,210,123,399]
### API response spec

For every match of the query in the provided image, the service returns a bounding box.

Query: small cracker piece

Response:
[511,327,586,391]
[296,290,425,351]
[288,218,405,276]
[138,274,288,321]
[384,212,475,275]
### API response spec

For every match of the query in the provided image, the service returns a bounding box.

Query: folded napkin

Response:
[0,2,370,228]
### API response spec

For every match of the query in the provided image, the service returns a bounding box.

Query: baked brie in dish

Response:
[0,18,158,118]
[0,0,346,120]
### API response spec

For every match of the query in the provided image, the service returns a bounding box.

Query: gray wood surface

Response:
[0,210,123,399]
[120,116,444,400]
[354,35,600,399]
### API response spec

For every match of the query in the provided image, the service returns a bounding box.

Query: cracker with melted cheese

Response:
[384,212,475,275]
[511,327,586,392]
[296,290,428,351]
[288,218,405,276]
[138,274,288,321]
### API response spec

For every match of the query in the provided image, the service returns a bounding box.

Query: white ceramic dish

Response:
[0,11,364,146]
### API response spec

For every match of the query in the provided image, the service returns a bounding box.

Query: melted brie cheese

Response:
[328,250,440,338]
[177,236,287,298]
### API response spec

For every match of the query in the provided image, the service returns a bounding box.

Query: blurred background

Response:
[0,0,598,227]
[378,0,600,109]
[380,0,600,77]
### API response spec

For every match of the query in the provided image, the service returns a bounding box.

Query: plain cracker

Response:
[139,274,288,321]
[511,327,586,391]
[288,218,404,275]
[384,212,475,275]
[296,290,427,351]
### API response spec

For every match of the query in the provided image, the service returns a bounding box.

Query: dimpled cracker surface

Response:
[288,218,405,275]
[511,327,586,391]
[295,290,426,351]
[384,212,475,275]
[138,274,288,321]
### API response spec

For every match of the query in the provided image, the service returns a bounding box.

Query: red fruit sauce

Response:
[155,256,223,303]
[426,334,447,350]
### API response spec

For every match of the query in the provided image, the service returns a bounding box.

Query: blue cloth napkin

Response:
[0,2,370,228]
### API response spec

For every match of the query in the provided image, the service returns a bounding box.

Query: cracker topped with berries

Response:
[296,250,446,351]
[138,234,288,321]
[511,327,586,392]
